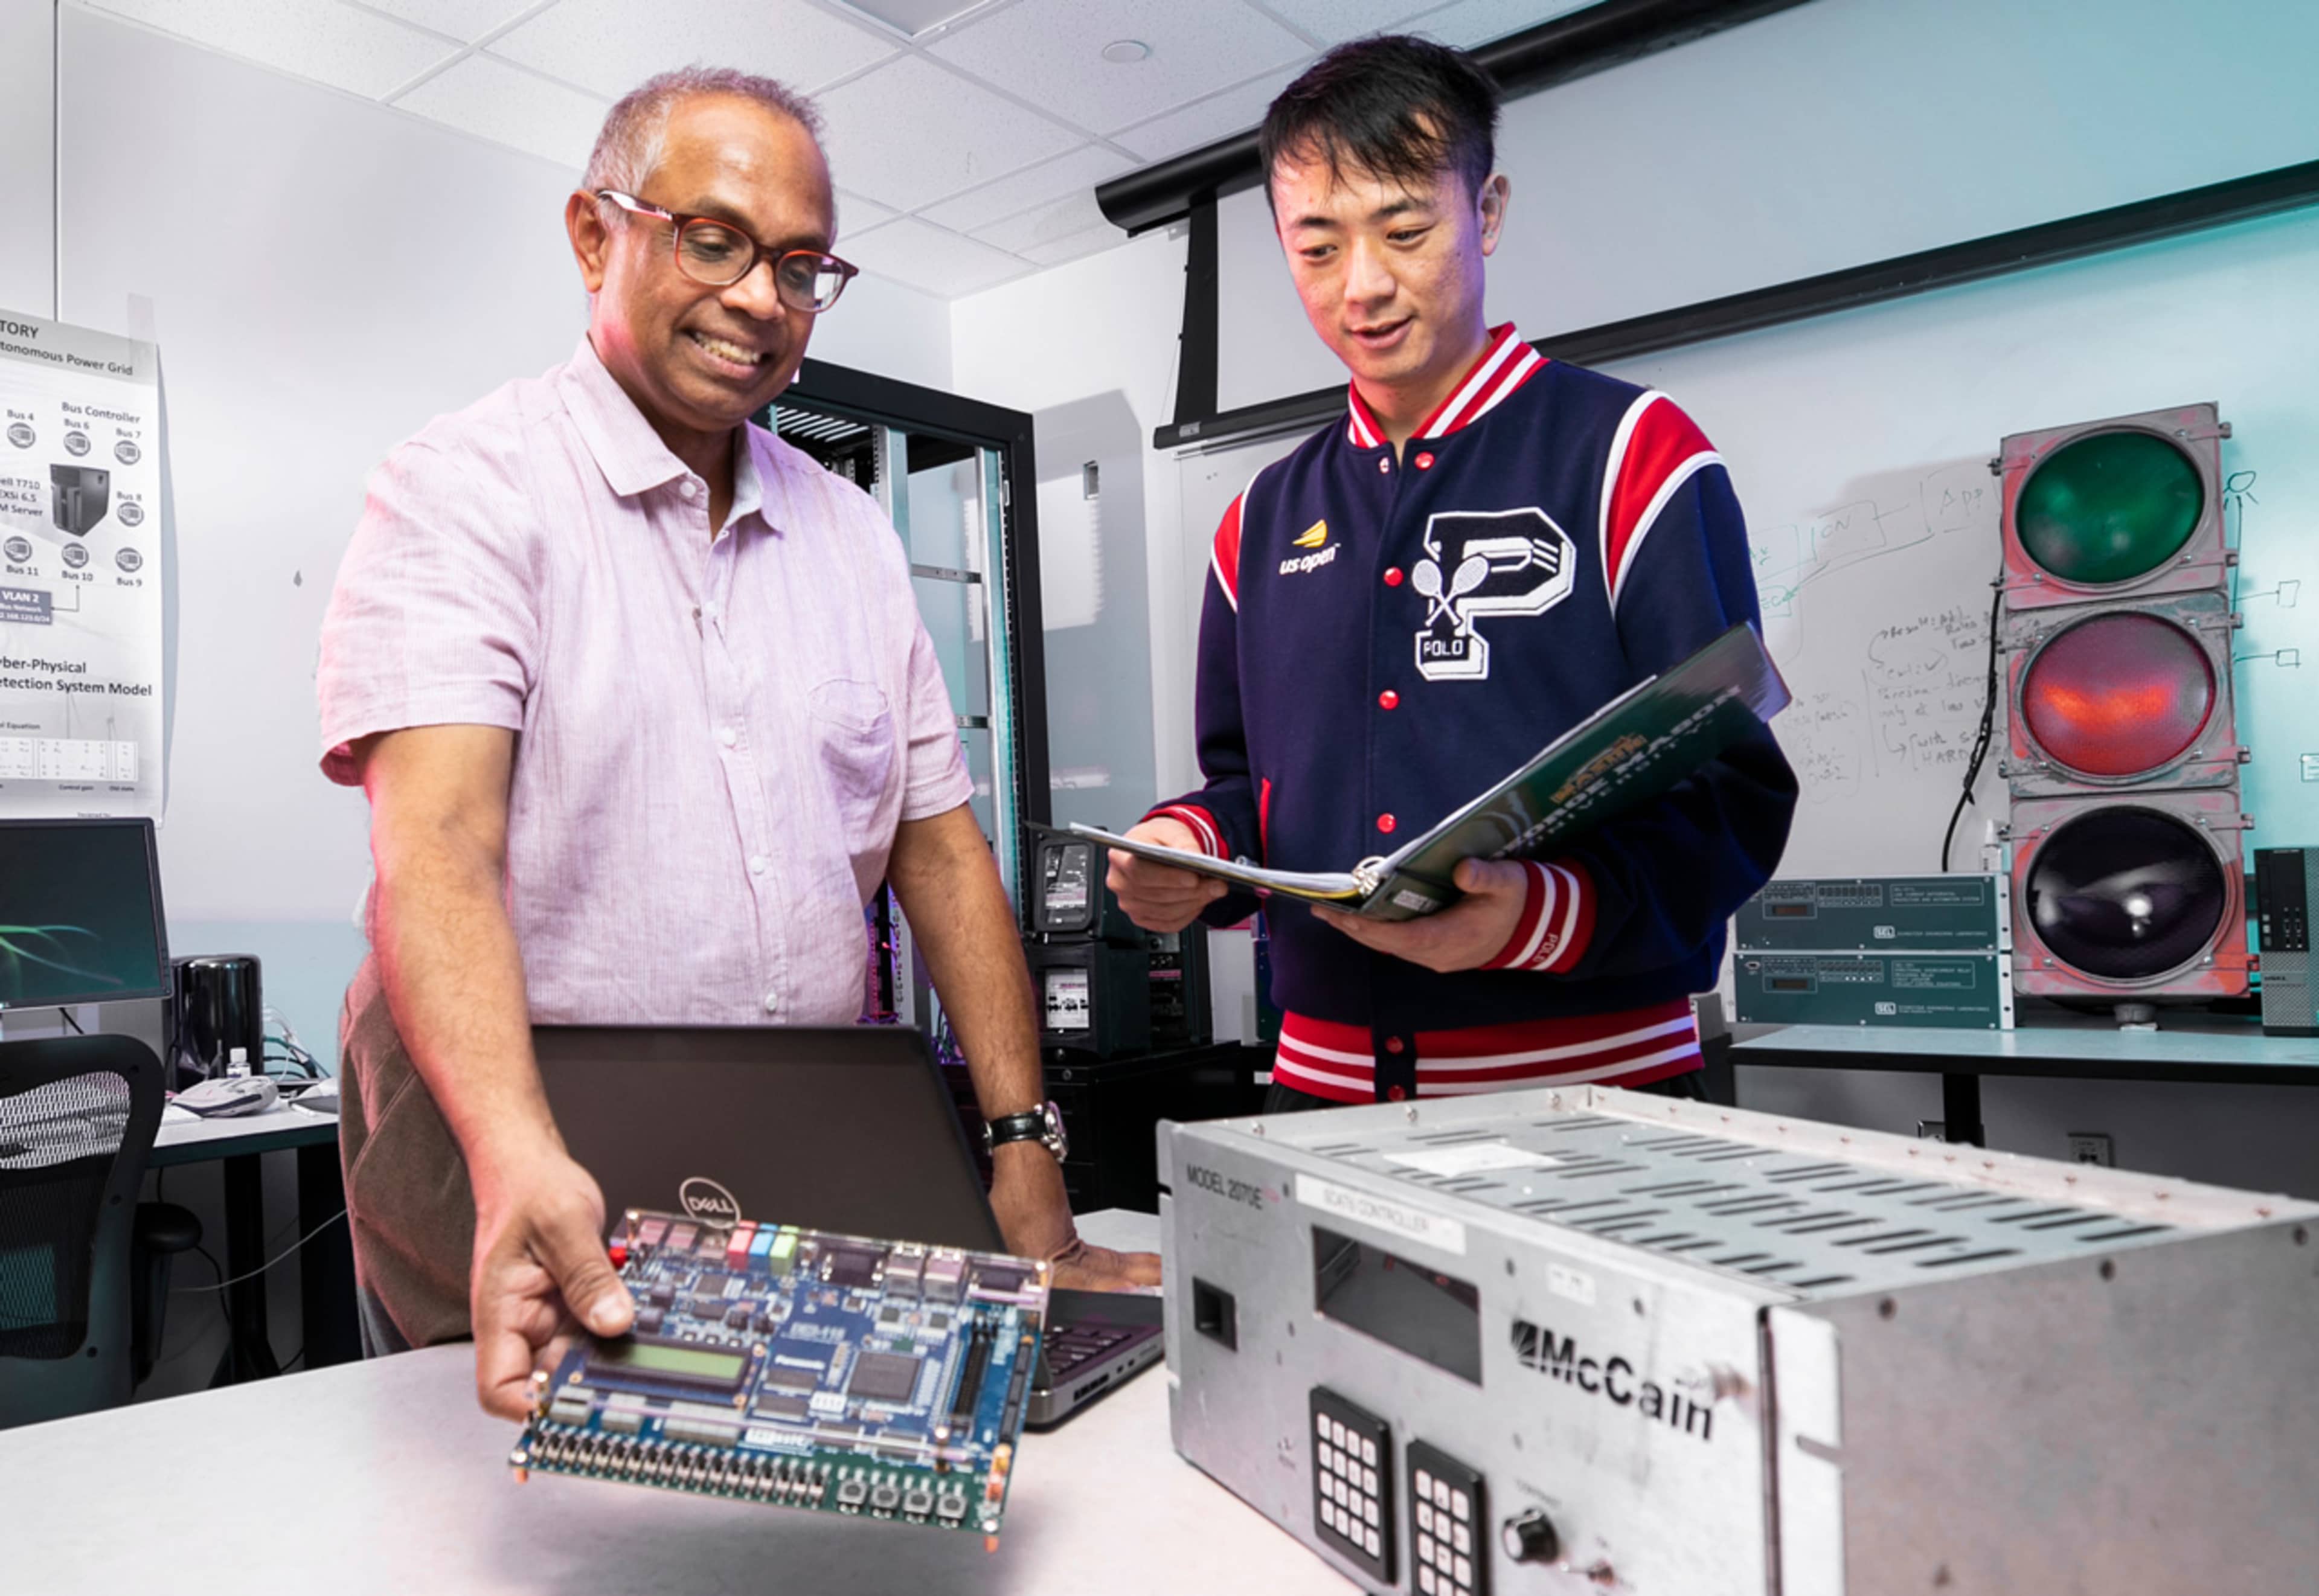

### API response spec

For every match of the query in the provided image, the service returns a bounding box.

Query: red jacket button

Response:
[1377,813,1396,833]
[1385,1084,1406,1101]
[1379,690,1399,710]
[1414,452,1435,470]
[1385,1037,1406,1056]
[1384,567,1404,587]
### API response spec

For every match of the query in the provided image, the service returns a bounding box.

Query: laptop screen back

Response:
[533,1025,1005,1254]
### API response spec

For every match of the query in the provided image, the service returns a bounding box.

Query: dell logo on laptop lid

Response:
[679,1176,742,1224]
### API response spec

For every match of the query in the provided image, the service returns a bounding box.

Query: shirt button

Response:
[1415,452,1435,470]
[1385,1084,1407,1101]
[762,991,780,1014]
[1377,812,1396,834]
[680,479,699,501]
[1385,1037,1406,1056]
[1378,458,1391,475]
[717,727,739,748]
[1384,567,1404,587]
[748,854,769,875]
[1378,690,1399,710]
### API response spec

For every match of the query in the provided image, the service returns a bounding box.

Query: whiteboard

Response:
[1175,205,2319,878]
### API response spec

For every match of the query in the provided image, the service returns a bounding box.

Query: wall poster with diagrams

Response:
[0,309,164,818]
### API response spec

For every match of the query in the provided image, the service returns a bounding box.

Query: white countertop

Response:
[0,1210,1359,1596]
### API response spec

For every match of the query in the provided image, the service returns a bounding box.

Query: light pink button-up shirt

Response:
[318,339,971,1026]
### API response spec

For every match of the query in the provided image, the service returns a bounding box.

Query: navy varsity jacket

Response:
[1150,325,1797,1083]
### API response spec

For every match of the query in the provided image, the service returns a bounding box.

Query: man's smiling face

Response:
[1270,138,1503,409]
[577,94,835,440]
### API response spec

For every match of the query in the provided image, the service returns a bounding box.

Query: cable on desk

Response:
[173,1208,348,1294]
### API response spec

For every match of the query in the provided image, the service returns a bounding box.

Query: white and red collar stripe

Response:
[1341,324,1547,449]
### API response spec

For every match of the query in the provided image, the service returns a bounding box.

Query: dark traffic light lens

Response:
[2020,612,2215,778]
[2026,807,2225,981]
[2016,431,2202,586]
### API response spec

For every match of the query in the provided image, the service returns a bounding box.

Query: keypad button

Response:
[1453,1522,1471,1555]
[1315,1414,1329,1438]
[1420,1568,1438,1595]
[1418,1502,1435,1533]
[1361,1437,1378,1467]
[1455,1554,1472,1586]
[1362,1498,1379,1527]
[1362,1467,1377,1495]
[1451,1490,1470,1522]
[1434,1479,1451,1508]
[1364,1528,1380,1557]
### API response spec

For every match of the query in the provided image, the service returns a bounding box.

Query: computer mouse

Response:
[174,1076,280,1118]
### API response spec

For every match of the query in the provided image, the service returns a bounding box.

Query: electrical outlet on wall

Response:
[2067,1132,2115,1167]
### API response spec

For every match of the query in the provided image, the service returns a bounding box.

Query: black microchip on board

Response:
[826,1248,883,1289]
[765,1364,822,1391]
[848,1351,922,1403]
[752,1394,811,1421]
[973,1266,1025,1294]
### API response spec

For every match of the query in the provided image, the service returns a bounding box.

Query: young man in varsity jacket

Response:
[1108,36,1797,1109]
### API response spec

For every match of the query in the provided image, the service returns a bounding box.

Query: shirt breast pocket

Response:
[807,679,897,852]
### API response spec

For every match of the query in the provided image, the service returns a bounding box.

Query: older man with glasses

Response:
[316,68,1155,1420]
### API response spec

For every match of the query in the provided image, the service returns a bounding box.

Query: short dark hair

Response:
[1260,36,1501,205]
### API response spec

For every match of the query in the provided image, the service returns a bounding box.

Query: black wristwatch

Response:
[983,1101,1069,1163]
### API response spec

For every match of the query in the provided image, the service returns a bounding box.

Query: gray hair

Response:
[583,66,824,196]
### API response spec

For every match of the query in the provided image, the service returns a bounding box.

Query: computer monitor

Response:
[0,818,170,1012]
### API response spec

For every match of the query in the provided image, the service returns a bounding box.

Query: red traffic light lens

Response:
[2025,807,2225,981]
[2019,612,2215,778]
[2016,430,2202,586]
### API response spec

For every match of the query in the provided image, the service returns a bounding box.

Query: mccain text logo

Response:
[1509,1319,1714,1443]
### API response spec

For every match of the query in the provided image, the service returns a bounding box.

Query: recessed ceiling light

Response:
[1100,40,1152,65]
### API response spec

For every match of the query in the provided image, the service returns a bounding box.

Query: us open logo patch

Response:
[1411,507,1576,681]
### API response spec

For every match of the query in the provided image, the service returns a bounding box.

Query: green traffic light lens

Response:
[2015,430,2202,586]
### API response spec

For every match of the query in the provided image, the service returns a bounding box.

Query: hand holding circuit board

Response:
[510,1210,1050,1542]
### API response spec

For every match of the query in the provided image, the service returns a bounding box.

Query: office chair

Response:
[0,1033,197,1428]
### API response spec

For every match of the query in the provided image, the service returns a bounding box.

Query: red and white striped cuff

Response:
[1480,859,1596,973]
[1145,804,1226,858]
[1272,1000,1699,1102]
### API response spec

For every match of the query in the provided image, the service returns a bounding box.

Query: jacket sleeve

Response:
[1538,395,1798,981]
[1143,496,1266,925]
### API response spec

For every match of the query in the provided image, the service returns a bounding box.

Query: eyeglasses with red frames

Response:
[595,189,860,313]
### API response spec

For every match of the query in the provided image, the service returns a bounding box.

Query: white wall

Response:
[0,3,53,318]
[949,0,2319,1197]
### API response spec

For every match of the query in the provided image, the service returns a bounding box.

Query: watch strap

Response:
[985,1107,1050,1148]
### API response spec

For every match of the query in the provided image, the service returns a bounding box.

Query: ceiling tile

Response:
[929,0,1309,135]
[488,0,897,100]
[1246,0,1438,45]
[1111,64,1302,162]
[348,0,540,44]
[84,0,457,99]
[1015,222,1130,269]
[970,190,1113,254]
[836,190,902,237]
[395,53,611,168]
[919,144,1134,234]
[839,216,1031,297]
[1408,0,1598,50]
[816,55,1082,212]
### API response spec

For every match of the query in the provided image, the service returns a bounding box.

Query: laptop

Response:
[533,1024,1164,1429]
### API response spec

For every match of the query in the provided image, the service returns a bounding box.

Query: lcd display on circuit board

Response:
[510,1210,1050,1539]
